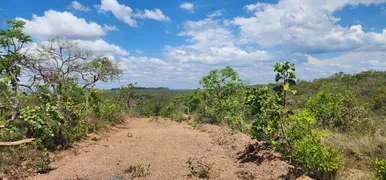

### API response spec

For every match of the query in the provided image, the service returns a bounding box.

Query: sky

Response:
[1,0,386,89]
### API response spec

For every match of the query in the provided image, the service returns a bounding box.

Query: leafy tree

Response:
[0,20,32,123]
[273,61,296,107]
[199,66,243,100]
[273,61,296,144]
[26,39,90,143]
[80,56,122,134]
[198,66,243,123]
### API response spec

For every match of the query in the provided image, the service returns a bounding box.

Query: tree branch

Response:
[0,138,35,146]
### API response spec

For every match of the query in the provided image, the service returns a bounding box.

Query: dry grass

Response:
[0,145,44,179]
[325,132,386,179]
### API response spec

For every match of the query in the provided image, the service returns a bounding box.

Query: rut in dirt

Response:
[31,118,308,180]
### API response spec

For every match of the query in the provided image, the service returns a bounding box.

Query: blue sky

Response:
[1,0,386,89]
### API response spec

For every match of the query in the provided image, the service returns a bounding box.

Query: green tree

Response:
[0,20,32,124]
[199,66,243,100]
[198,66,243,123]
[80,56,122,134]
[26,39,91,144]
[274,61,296,144]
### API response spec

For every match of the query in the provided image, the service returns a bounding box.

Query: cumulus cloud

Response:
[297,51,386,80]
[164,45,272,64]
[180,2,194,12]
[97,0,170,27]
[139,9,171,22]
[115,56,206,88]
[69,1,91,12]
[164,13,272,65]
[75,39,129,56]
[16,10,113,40]
[232,0,386,54]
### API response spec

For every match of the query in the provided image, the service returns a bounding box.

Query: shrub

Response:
[373,158,386,180]
[292,136,343,179]
[36,149,52,174]
[246,86,281,140]
[287,110,343,179]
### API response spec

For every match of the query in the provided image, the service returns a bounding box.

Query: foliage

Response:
[199,66,243,100]
[0,18,126,177]
[36,148,52,174]
[373,158,386,180]
[287,110,343,179]
[247,86,281,139]
[195,66,244,125]
[307,85,372,133]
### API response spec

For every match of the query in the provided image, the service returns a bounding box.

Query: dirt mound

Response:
[29,118,309,180]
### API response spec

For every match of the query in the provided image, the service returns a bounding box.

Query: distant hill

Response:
[110,87,169,91]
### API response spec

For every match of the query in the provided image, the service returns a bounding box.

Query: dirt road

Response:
[31,118,305,180]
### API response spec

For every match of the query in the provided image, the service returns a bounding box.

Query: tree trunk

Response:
[8,72,20,123]
[56,83,66,145]
[85,89,90,135]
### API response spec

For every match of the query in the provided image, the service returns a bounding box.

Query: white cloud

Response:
[16,10,110,40]
[75,39,129,56]
[180,2,194,12]
[298,51,386,80]
[97,0,170,27]
[140,9,171,22]
[103,24,119,31]
[232,0,386,54]
[115,56,205,88]
[164,45,272,64]
[207,10,224,18]
[135,49,144,54]
[164,14,272,64]
[69,1,91,12]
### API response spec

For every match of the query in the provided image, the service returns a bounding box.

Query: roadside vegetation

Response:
[160,65,386,179]
[0,18,385,180]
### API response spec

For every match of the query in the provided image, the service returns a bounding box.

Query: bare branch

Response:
[0,138,35,146]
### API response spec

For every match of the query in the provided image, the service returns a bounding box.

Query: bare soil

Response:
[30,118,311,180]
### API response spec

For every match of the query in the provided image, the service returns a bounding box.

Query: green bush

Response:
[291,136,343,179]
[246,86,281,140]
[373,158,386,180]
[287,110,343,179]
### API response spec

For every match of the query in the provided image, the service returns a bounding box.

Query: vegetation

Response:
[124,164,151,178]
[160,64,386,179]
[373,158,386,180]
[0,13,385,180]
[186,157,214,179]
[0,20,125,178]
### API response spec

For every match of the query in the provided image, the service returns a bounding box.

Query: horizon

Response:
[2,0,386,89]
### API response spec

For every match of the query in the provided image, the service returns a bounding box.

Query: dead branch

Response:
[0,125,4,129]
[0,138,35,146]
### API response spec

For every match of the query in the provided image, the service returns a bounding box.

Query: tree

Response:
[273,61,296,145]
[26,38,91,143]
[80,56,122,134]
[0,20,32,124]
[199,66,243,100]
[198,66,243,123]
[274,61,296,107]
